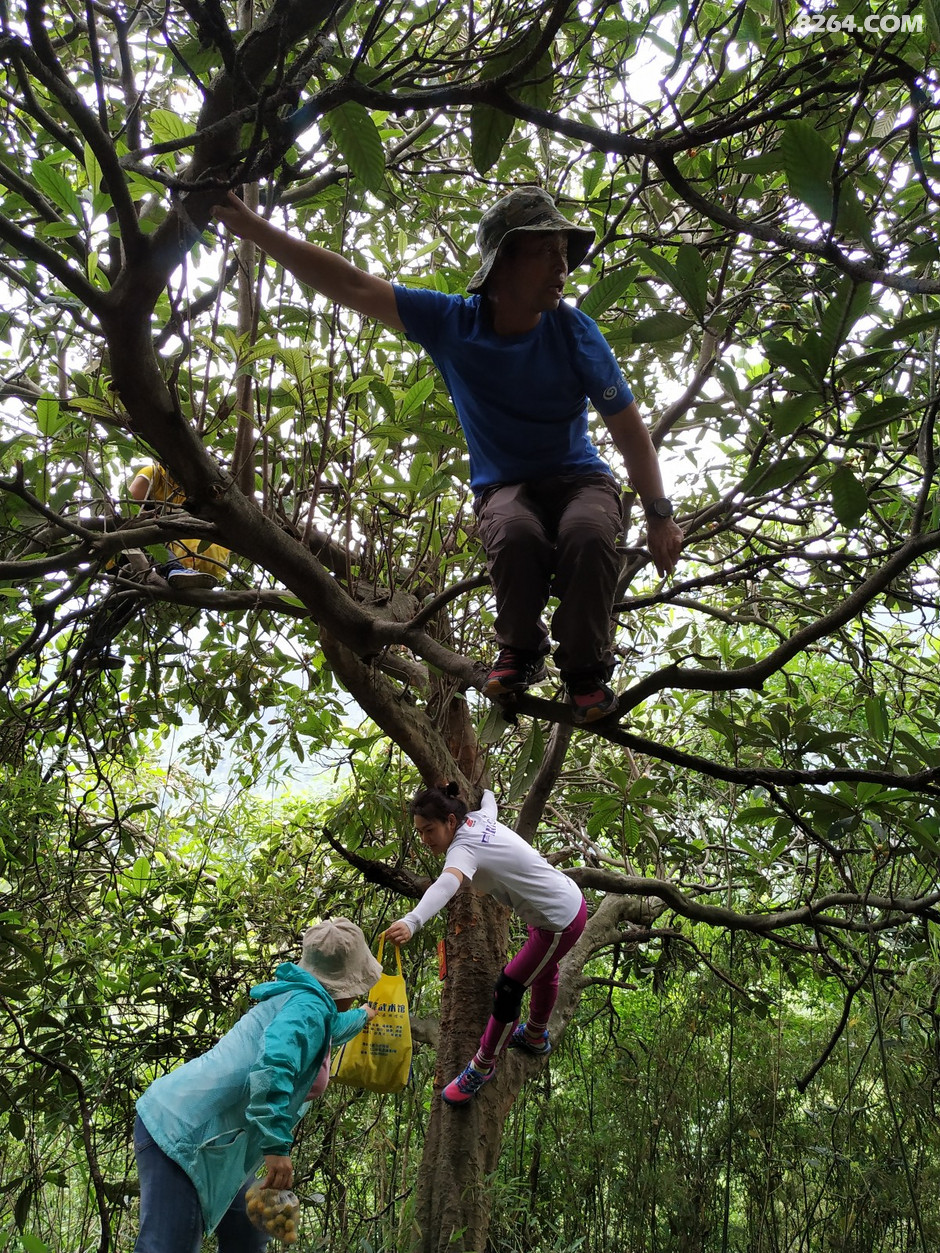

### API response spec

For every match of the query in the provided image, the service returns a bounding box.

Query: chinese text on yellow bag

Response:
[330,936,412,1093]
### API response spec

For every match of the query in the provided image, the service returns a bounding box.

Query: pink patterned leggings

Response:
[477,895,588,1063]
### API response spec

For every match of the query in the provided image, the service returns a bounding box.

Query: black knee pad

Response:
[492,971,526,1023]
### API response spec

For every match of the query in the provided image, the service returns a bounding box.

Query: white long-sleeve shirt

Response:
[401,791,583,935]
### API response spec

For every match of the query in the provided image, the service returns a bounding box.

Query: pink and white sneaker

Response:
[507,1023,552,1056]
[441,1060,494,1105]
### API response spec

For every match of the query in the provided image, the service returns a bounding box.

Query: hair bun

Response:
[444,780,460,798]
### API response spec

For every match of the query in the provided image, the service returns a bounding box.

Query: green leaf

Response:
[770,393,819,436]
[398,375,435,419]
[737,806,778,825]
[737,149,785,174]
[19,1236,52,1253]
[69,397,120,420]
[516,50,555,112]
[738,6,763,42]
[32,158,83,222]
[847,396,910,438]
[0,925,47,978]
[120,856,152,896]
[470,104,515,175]
[582,152,607,199]
[762,337,820,387]
[868,308,940,347]
[346,374,378,396]
[818,281,873,363]
[864,696,890,741]
[835,187,874,248]
[782,120,835,222]
[508,721,545,802]
[477,702,510,744]
[148,108,191,145]
[83,142,102,198]
[631,312,693,343]
[370,379,397,421]
[40,223,81,239]
[634,243,708,318]
[579,266,636,320]
[674,244,708,320]
[325,102,385,192]
[739,454,816,495]
[781,121,872,245]
[829,464,868,527]
[416,468,454,502]
[36,395,63,437]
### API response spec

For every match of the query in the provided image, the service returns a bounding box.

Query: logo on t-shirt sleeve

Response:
[603,384,619,400]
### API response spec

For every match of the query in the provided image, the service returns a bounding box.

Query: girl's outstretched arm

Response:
[385,868,464,943]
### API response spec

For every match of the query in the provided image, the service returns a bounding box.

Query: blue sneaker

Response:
[442,1061,494,1105]
[507,1024,552,1057]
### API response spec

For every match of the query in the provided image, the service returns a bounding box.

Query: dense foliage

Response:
[1,0,939,1248]
[3,759,940,1251]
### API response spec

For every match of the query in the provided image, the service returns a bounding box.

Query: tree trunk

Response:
[410,685,510,1252]
[412,888,513,1253]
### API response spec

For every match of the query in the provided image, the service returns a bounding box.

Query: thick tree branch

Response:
[568,868,940,935]
[0,209,105,318]
[322,827,427,898]
[14,16,142,253]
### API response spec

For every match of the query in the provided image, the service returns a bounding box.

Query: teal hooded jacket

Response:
[136,962,368,1233]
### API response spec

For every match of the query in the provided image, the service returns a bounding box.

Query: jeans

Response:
[134,1116,269,1253]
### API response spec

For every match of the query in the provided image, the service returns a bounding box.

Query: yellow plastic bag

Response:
[330,936,412,1093]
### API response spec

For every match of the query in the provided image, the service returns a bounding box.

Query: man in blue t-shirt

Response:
[215,187,683,723]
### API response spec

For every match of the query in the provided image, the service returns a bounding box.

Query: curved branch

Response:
[655,152,940,296]
[0,210,106,318]
[617,526,940,707]
[795,973,867,1093]
[322,827,427,898]
[14,17,142,254]
[568,868,940,935]
[405,574,489,630]
[0,467,102,541]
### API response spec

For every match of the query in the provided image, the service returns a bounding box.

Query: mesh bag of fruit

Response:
[244,1184,300,1245]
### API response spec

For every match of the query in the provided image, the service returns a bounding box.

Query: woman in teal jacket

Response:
[133,919,380,1253]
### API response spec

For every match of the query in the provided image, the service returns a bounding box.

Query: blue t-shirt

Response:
[393,286,634,493]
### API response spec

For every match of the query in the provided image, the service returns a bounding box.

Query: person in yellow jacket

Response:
[129,463,229,589]
[82,465,229,671]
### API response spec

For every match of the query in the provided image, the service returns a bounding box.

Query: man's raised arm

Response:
[213,192,405,332]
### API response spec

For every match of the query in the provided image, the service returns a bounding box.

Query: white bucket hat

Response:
[300,919,382,998]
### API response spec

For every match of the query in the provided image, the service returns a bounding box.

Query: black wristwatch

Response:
[644,497,674,520]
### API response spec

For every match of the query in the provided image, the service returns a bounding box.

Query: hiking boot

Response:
[166,568,218,590]
[482,648,547,698]
[441,1060,494,1106]
[507,1024,552,1057]
[566,677,618,725]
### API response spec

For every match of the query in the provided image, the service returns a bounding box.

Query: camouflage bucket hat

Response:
[466,186,595,293]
